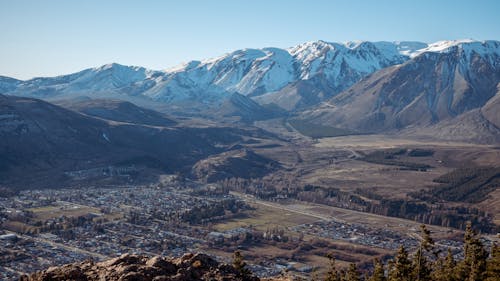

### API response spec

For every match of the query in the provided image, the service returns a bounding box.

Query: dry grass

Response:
[313,135,494,149]
[284,201,455,238]
[213,203,319,232]
[2,221,35,233]
[28,204,101,220]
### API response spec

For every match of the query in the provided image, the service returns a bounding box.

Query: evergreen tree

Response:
[369,259,386,281]
[325,253,341,281]
[458,222,475,279]
[444,248,457,270]
[413,225,434,281]
[431,255,446,281]
[438,248,458,281]
[345,263,361,281]
[485,242,500,281]
[388,245,412,281]
[412,247,431,281]
[420,224,434,252]
[457,222,488,281]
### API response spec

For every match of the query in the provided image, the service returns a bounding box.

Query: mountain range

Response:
[300,40,500,142]
[1,39,499,143]
[0,40,469,105]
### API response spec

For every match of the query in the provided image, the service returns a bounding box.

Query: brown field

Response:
[230,194,458,239]
[212,202,319,232]
[28,204,101,220]
[2,221,36,233]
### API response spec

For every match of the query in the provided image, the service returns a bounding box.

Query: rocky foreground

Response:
[20,253,271,281]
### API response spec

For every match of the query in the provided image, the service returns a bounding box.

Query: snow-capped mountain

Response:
[299,40,500,143]
[143,40,428,104]
[3,63,161,99]
[2,40,499,114]
[0,41,425,103]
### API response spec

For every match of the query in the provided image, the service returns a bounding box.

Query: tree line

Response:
[218,177,497,233]
[316,223,499,281]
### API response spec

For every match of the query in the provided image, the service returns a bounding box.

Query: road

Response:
[229,191,454,240]
[229,191,345,223]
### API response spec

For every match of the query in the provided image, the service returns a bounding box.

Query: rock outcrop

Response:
[21,253,260,281]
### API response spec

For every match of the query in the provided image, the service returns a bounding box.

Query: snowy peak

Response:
[419,39,476,53]
[288,40,338,58]
[92,63,150,75]
[80,63,151,89]
[156,39,414,100]
[286,40,413,88]
[392,41,429,56]
[153,47,296,100]
[2,39,500,111]
[407,40,500,77]
[410,40,500,58]
[298,39,500,140]
[7,63,162,98]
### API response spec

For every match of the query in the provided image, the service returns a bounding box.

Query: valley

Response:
[1,38,500,280]
[0,179,474,280]
[2,113,499,279]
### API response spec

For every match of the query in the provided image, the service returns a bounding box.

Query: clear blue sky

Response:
[1,0,499,80]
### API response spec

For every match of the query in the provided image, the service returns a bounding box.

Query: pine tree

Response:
[431,255,446,281]
[369,259,386,281]
[325,253,341,281]
[388,245,412,281]
[345,263,361,281]
[458,222,475,280]
[413,225,434,281]
[430,248,458,281]
[420,224,434,252]
[485,242,500,281]
[458,222,488,281]
[412,247,431,281]
[439,248,458,281]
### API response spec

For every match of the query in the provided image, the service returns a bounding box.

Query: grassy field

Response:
[28,204,101,220]
[213,203,319,232]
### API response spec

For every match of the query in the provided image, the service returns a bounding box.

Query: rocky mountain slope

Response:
[20,253,262,281]
[299,40,500,143]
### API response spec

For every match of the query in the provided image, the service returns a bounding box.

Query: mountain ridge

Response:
[7,40,496,107]
[1,39,499,143]
[298,40,500,143]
